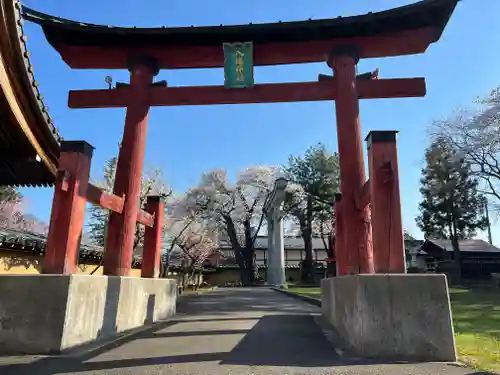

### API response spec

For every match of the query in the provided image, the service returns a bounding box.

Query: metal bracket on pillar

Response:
[56,169,71,192]
[151,80,167,87]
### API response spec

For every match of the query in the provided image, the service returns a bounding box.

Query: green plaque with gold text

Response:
[223,42,254,88]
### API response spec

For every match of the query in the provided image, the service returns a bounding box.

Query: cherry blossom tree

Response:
[169,224,218,289]
[0,199,48,234]
[183,166,281,285]
[431,87,500,214]
[0,200,24,230]
[160,194,204,277]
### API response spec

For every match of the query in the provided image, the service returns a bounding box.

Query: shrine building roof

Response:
[22,0,459,69]
[0,0,60,187]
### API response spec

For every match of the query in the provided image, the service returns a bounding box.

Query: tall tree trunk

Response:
[300,198,315,284]
[301,229,314,283]
[224,214,250,285]
[243,219,258,283]
[326,233,336,277]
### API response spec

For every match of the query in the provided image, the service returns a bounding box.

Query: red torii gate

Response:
[23,0,458,277]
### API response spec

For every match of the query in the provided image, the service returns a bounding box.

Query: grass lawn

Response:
[288,286,321,298]
[288,286,500,373]
[449,287,500,373]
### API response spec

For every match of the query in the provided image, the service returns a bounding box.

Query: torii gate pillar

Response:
[329,49,374,274]
[104,55,159,276]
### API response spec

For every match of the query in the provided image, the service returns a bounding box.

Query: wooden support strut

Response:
[366,130,405,273]
[68,78,426,108]
[85,183,153,226]
[86,183,125,214]
[43,141,93,274]
[356,179,371,210]
[137,209,155,228]
[141,196,165,278]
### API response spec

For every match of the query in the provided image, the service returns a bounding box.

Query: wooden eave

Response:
[0,0,61,187]
[22,0,459,69]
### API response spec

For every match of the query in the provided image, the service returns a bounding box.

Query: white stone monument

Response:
[263,177,288,288]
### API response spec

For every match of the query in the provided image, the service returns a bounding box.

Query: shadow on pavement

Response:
[220,314,338,367]
[0,288,486,374]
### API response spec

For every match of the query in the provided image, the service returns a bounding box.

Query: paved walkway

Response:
[0,288,488,374]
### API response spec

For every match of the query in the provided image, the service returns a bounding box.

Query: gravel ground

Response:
[0,288,490,375]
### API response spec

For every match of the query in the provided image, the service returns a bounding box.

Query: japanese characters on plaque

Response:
[223,42,254,88]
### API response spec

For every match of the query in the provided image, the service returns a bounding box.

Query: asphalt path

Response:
[0,287,490,375]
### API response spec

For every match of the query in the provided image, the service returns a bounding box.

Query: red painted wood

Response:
[57,169,71,192]
[356,179,371,210]
[332,55,374,275]
[334,195,348,276]
[56,28,435,70]
[43,148,91,274]
[137,209,154,228]
[68,78,426,109]
[367,133,405,273]
[86,183,125,214]
[103,63,155,277]
[142,197,165,278]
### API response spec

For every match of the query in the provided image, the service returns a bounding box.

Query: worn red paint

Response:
[137,209,154,228]
[103,63,156,277]
[86,183,124,214]
[68,78,426,109]
[44,143,92,274]
[332,55,374,275]
[334,195,348,276]
[141,196,165,278]
[55,28,436,70]
[367,131,405,273]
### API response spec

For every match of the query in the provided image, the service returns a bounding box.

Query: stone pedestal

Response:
[0,274,177,354]
[321,274,456,361]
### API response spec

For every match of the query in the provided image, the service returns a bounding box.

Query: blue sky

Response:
[19,0,499,244]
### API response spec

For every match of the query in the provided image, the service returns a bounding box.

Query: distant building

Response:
[208,235,330,268]
[418,239,500,278]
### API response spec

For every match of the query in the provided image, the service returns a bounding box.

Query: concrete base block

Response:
[0,274,177,354]
[321,274,456,362]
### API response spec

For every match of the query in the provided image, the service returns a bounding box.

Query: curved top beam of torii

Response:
[21,0,459,70]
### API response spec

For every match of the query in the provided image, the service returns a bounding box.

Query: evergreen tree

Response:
[283,143,340,283]
[87,151,169,255]
[87,156,118,247]
[416,138,487,281]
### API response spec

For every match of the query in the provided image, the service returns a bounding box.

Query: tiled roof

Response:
[0,228,46,249]
[0,0,61,186]
[219,236,328,250]
[202,263,325,270]
[425,239,500,253]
